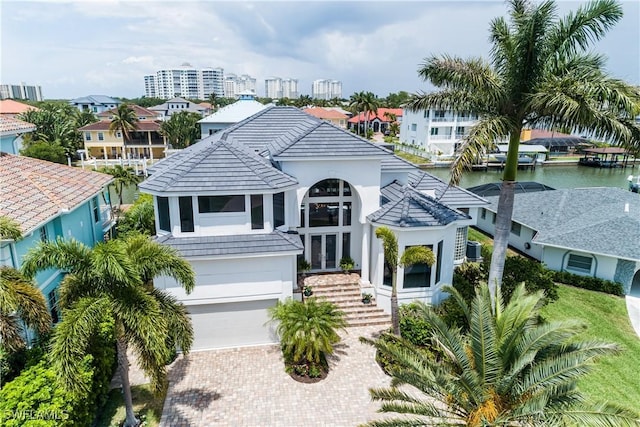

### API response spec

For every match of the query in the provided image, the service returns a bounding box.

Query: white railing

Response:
[431,117,455,122]
[429,134,454,140]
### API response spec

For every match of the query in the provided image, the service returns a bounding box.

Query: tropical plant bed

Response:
[285,358,329,384]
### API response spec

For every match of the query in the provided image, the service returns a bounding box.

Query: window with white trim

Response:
[566,254,593,274]
[510,221,521,236]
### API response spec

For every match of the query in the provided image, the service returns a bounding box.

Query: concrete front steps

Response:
[303,274,391,328]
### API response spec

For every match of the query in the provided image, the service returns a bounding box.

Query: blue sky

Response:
[2,0,639,100]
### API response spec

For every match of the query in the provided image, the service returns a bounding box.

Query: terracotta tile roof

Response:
[79,120,162,131]
[0,99,39,115]
[97,105,160,120]
[0,116,36,134]
[303,107,348,120]
[0,153,113,234]
[348,108,403,123]
[526,129,573,139]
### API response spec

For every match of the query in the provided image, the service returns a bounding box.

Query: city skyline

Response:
[2,1,638,100]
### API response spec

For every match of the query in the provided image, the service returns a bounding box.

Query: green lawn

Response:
[95,383,165,427]
[395,150,431,165]
[540,285,640,411]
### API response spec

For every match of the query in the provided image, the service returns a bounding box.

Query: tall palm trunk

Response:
[116,333,139,427]
[391,271,400,335]
[487,129,521,305]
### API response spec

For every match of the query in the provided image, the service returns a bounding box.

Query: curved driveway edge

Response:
[160,326,393,426]
[626,295,640,339]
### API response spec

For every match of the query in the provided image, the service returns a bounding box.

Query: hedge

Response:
[552,271,624,296]
[0,320,116,426]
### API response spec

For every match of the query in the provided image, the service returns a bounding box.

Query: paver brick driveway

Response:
[160,326,394,426]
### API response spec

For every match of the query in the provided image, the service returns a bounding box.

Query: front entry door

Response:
[310,234,337,270]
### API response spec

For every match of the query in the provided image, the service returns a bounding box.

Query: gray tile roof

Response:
[368,187,469,228]
[409,171,489,207]
[381,155,419,171]
[271,121,391,159]
[139,139,297,193]
[155,231,303,257]
[483,187,640,260]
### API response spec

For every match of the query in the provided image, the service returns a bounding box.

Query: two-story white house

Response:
[140,106,487,350]
[400,108,480,156]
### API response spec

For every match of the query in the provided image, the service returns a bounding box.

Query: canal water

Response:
[425,163,640,190]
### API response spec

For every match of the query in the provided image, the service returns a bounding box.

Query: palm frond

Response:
[450,116,512,185]
[148,287,194,355]
[124,233,195,293]
[49,296,111,393]
[546,0,623,57]
[400,246,435,268]
[21,237,92,278]
[0,216,22,241]
[375,227,398,271]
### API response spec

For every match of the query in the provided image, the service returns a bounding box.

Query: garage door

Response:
[188,299,278,350]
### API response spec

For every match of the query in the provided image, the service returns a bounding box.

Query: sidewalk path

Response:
[626,295,640,338]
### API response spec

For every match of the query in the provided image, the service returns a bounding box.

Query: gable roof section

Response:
[199,99,268,124]
[155,230,303,257]
[271,121,391,159]
[409,171,489,207]
[369,187,469,228]
[482,187,640,261]
[97,105,159,119]
[0,99,39,115]
[381,154,419,172]
[70,95,121,106]
[139,139,297,193]
[0,116,36,135]
[0,153,112,233]
[303,107,348,120]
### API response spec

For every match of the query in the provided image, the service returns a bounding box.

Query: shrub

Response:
[502,256,558,302]
[399,302,433,347]
[0,358,94,426]
[552,271,624,296]
[0,320,116,426]
[117,194,155,236]
[373,333,435,376]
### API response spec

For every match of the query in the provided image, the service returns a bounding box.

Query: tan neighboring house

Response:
[79,110,167,160]
[303,107,348,128]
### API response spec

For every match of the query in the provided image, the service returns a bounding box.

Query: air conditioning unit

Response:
[466,241,482,262]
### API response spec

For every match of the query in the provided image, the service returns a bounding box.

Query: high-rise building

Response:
[281,78,299,99]
[224,74,257,98]
[264,77,298,99]
[0,83,43,101]
[144,64,224,99]
[311,79,342,100]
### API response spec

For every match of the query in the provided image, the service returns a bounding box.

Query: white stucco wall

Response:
[370,223,459,311]
[154,254,297,305]
[474,208,543,259]
[541,247,618,282]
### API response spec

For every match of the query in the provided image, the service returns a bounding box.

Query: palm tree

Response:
[268,298,346,375]
[21,234,195,427]
[109,104,139,144]
[408,0,640,303]
[364,283,640,426]
[349,91,365,135]
[159,111,201,149]
[361,91,380,136]
[99,165,140,208]
[375,226,435,335]
[0,267,51,354]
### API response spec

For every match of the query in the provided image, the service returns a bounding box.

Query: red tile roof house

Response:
[0,153,114,325]
[303,107,349,128]
[348,108,403,134]
[0,99,40,118]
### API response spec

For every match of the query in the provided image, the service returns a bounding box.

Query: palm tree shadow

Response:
[167,354,191,383]
[327,342,350,366]
[162,388,222,427]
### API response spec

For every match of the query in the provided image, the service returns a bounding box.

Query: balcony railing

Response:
[429,134,454,140]
[431,117,455,122]
[100,205,115,230]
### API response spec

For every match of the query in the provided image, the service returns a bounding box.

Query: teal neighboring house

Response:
[0,116,36,154]
[0,152,114,322]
